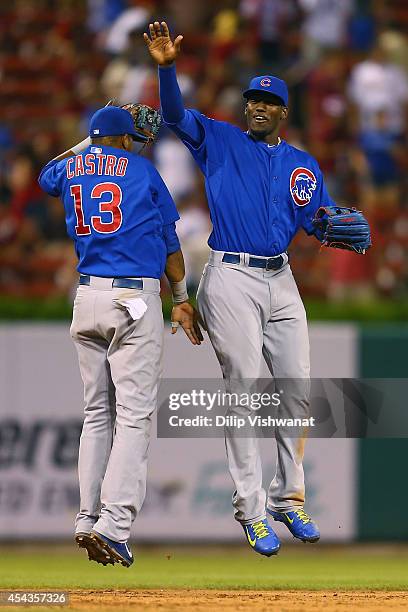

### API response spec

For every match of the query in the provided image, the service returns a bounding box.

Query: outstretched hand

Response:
[171,302,204,346]
[143,21,183,66]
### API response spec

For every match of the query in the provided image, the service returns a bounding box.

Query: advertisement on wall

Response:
[0,324,357,541]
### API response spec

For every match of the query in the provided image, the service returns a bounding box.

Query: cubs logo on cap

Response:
[243,75,289,106]
[290,167,317,206]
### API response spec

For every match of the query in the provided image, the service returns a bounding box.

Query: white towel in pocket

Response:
[115,297,147,321]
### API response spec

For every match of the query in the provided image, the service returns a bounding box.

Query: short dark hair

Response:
[91,135,128,146]
[245,93,286,107]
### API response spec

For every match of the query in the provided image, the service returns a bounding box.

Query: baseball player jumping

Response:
[39,104,202,567]
[144,22,370,556]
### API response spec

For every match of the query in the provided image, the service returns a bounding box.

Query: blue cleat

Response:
[75,532,115,566]
[90,530,134,567]
[267,507,320,543]
[242,518,280,556]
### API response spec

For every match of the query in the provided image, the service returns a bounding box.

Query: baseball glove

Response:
[121,103,161,143]
[312,206,371,254]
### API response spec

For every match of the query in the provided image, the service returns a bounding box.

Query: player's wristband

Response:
[71,137,91,154]
[170,278,189,304]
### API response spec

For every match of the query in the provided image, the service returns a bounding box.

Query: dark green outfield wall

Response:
[358,326,408,540]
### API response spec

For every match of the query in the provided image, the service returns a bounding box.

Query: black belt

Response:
[79,275,144,289]
[222,253,286,271]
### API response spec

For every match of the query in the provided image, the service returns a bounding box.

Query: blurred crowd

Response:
[0,0,407,302]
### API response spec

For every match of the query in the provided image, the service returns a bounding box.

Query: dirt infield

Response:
[68,589,408,611]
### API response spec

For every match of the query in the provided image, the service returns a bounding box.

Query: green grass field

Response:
[1,544,407,591]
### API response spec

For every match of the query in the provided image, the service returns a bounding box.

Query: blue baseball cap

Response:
[243,76,289,106]
[89,106,139,140]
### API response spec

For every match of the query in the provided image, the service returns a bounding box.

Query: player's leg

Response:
[70,288,116,536]
[92,288,163,545]
[197,262,265,519]
[262,265,309,510]
[262,266,319,541]
[197,259,279,555]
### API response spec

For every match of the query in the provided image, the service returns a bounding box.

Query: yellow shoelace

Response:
[294,508,312,524]
[252,521,269,539]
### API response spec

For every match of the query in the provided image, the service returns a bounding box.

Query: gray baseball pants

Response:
[70,276,163,542]
[197,250,310,524]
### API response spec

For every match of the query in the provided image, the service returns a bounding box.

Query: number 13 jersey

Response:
[38,145,179,279]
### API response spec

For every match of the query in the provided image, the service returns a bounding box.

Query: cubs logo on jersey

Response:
[290,167,317,207]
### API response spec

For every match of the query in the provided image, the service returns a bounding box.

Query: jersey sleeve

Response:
[158,64,232,173]
[148,165,181,255]
[301,167,336,236]
[158,64,203,147]
[148,163,180,225]
[162,221,181,255]
[175,109,229,174]
[38,158,64,197]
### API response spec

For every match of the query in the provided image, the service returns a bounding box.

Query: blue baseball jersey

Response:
[177,110,335,256]
[38,145,180,278]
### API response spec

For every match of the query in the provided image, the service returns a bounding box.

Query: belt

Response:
[222,252,286,271]
[79,275,144,289]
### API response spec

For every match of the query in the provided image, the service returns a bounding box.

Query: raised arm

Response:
[45,99,118,164]
[144,21,203,146]
[39,132,95,194]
